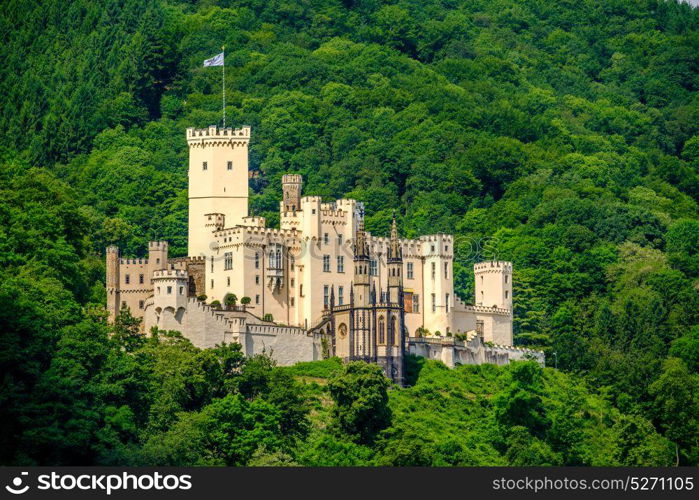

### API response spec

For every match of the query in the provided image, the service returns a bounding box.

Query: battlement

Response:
[282,174,302,184]
[462,304,512,316]
[148,241,168,250]
[119,258,148,265]
[153,269,188,280]
[301,196,323,204]
[474,261,512,273]
[106,245,119,255]
[419,234,454,243]
[241,216,266,228]
[186,125,251,141]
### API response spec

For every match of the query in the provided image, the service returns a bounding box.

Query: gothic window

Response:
[381,291,387,303]
[276,249,282,269]
[378,317,385,344]
[324,285,329,307]
[407,262,413,279]
[323,255,330,272]
[370,259,377,276]
[227,161,232,170]
[202,161,207,171]
[337,255,344,273]
[389,316,397,346]
[338,286,344,305]
[414,294,420,313]
[224,252,233,270]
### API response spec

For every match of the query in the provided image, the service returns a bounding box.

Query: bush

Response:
[210,300,222,310]
[197,294,207,302]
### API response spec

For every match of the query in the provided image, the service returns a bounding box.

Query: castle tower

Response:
[282,174,302,212]
[474,261,513,310]
[148,241,168,272]
[387,214,403,304]
[353,213,371,307]
[152,269,189,331]
[106,245,120,320]
[187,125,251,257]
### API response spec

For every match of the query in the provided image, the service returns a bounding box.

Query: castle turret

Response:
[282,174,302,213]
[148,241,168,272]
[106,245,120,320]
[353,210,371,306]
[474,261,512,310]
[187,125,251,257]
[387,214,403,304]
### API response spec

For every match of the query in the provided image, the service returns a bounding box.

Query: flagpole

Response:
[222,46,226,128]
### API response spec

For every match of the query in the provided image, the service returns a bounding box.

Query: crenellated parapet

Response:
[474,261,513,273]
[186,125,251,148]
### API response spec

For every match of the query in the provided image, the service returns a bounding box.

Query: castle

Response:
[106,125,543,384]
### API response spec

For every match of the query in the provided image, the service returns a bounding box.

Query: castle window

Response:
[300,284,304,296]
[139,300,144,309]
[125,274,130,285]
[323,233,329,245]
[167,286,172,295]
[431,245,435,253]
[431,262,436,279]
[324,285,329,308]
[290,297,295,306]
[211,279,214,289]
[255,252,259,269]
[156,258,160,264]
[337,256,344,273]
[312,209,316,215]
[323,255,330,272]
[179,287,184,295]
[444,262,448,279]
[389,316,397,346]
[505,275,508,284]
[432,293,436,313]
[407,262,413,279]
[338,234,343,245]
[139,274,144,284]
[290,278,294,287]
[414,294,420,313]
[203,161,207,171]
[290,255,295,269]
[378,317,385,344]
[227,277,230,286]
[445,245,449,252]
[224,252,233,270]
[255,294,260,305]
[227,161,233,170]
[255,275,260,285]
[338,286,344,305]
[381,291,388,303]
[157,287,160,294]
[211,256,214,273]
[370,259,377,276]
[505,290,509,299]
[446,293,450,313]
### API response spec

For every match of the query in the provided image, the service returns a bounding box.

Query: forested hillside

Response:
[0,0,697,465]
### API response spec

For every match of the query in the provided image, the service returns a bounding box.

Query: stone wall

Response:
[409,335,544,368]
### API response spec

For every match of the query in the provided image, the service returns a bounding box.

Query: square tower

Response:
[187,125,251,257]
[474,261,513,310]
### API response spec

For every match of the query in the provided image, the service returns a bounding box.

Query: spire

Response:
[388,212,402,262]
[354,209,369,260]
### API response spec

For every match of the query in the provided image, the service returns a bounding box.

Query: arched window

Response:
[389,316,397,346]
[378,316,385,344]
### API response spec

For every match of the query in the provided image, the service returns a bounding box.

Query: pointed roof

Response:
[354,214,370,260]
[388,212,402,262]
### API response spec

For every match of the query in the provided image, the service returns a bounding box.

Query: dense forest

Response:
[1,0,698,465]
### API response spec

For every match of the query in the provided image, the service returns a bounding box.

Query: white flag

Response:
[203,52,224,67]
